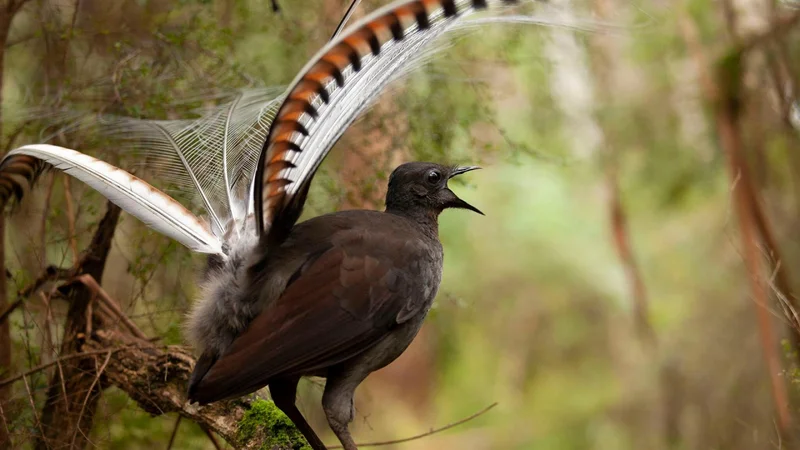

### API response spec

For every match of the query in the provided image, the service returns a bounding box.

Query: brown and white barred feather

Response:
[255,0,522,243]
[0,154,48,210]
[0,144,222,254]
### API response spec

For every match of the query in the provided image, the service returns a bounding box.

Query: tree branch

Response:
[0,347,130,388]
[81,328,299,450]
[0,264,79,326]
[73,274,148,340]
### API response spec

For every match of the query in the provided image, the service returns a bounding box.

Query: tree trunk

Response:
[35,204,121,449]
[0,2,14,446]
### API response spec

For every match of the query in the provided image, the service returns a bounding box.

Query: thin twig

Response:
[166,415,182,450]
[200,425,223,450]
[0,298,23,325]
[607,156,654,345]
[75,274,148,340]
[0,347,128,388]
[329,402,498,449]
[22,375,47,447]
[111,50,141,103]
[70,350,111,448]
[1,117,35,154]
[38,291,56,366]
[0,401,10,443]
[0,264,76,325]
[55,356,70,414]
[60,0,81,75]
[85,295,93,337]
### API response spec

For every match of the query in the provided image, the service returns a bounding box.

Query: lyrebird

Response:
[0,0,533,448]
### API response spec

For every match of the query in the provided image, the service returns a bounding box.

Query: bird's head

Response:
[385,162,483,217]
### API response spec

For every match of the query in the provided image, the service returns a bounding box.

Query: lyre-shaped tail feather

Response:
[255,0,522,242]
[103,88,283,236]
[0,145,223,254]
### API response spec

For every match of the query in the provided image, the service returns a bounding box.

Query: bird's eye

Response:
[426,170,442,185]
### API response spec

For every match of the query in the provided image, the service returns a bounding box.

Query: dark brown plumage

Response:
[188,162,482,450]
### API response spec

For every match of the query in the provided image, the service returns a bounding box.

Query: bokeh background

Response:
[1,0,799,449]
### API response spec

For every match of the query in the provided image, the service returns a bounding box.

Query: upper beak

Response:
[449,166,481,179]
[447,166,484,215]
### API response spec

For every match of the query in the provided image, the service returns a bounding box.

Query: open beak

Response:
[447,166,484,215]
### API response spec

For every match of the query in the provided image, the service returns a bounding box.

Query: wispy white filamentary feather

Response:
[102,88,284,235]
[5,144,223,254]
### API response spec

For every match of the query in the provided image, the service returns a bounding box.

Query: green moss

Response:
[237,399,311,450]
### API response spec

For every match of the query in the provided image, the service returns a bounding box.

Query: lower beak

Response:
[450,196,484,215]
[447,166,483,215]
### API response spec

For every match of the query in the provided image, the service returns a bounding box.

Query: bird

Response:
[189,162,482,449]
[0,0,537,448]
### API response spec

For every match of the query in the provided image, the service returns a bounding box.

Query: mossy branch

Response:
[81,321,310,450]
[83,320,496,449]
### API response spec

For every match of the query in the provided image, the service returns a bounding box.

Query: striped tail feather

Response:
[0,145,223,255]
[255,0,522,242]
[0,154,48,208]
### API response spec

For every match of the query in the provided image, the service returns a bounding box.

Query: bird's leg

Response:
[322,368,370,450]
[270,377,327,450]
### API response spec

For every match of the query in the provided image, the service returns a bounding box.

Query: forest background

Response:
[0,0,799,449]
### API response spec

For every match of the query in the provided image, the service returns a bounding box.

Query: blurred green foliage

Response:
[2,0,800,449]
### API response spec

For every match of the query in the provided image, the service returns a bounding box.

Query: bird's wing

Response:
[0,144,222,254]
[188,226,432,404]
[254,0,526,244]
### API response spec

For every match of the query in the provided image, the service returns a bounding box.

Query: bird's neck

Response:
[385,206,440,240]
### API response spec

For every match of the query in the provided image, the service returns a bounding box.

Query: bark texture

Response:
[36,204,121,450]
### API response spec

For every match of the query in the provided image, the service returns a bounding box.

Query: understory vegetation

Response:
[0,0,799,449]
